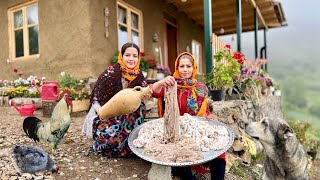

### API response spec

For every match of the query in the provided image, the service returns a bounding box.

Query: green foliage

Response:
[251,151,265,162]
[111,51,119,65]
[58,73,85,90]
[58,72,90,100]
[287,120,311,148]
[205,49,241,90]
[230,160,248,178]
[251,166,261,180]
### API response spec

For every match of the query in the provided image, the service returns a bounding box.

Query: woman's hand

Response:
[160,76,176,87]
[206,113,218,121]
[152,76,176,93]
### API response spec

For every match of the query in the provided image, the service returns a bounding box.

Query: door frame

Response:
[162,18,179,68]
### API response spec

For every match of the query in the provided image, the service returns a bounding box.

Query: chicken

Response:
[23,94,72,151]
[11,145,59,175]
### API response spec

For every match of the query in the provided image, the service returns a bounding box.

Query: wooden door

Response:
[166,23,177,74]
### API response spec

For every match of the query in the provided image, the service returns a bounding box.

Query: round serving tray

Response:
[128,116,235,167]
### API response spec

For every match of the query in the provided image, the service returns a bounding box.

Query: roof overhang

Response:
[165,0,287,35]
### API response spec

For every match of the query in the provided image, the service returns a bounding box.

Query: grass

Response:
[230,160,248,178]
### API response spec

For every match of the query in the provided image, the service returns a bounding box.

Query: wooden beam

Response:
[247,0,268,30]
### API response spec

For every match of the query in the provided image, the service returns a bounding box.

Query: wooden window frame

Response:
[192,39,203,74]
[117,0,144,51]
[8,0,39,61]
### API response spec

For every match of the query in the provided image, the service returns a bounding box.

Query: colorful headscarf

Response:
[173,52,208,116]
[117,52,141,83]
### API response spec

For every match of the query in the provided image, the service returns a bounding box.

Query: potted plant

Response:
[205,45,242,101]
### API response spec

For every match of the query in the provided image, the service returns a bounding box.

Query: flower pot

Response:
[72,99,90,112]
[156,73,165,80]
[209,90,225,101]
[274,90,281,96]
[142,71,148,78]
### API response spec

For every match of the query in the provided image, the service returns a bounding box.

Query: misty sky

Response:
[220,0,320,66]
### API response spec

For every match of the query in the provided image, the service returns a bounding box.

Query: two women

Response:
[83,43,226,179]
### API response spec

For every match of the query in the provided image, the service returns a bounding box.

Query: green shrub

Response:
[230,160,248,178]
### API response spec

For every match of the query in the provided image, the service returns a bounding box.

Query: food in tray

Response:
[133,114,230,151]
[132,114,230,163]
[133,85,230,163]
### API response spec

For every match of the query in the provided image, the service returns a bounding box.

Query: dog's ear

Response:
[278,123,294,140]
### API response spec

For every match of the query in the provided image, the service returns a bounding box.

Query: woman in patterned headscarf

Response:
[151,52,226,180]
[82,42,147,158]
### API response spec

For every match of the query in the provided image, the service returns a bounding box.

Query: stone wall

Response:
[209,96,283,168]
[210,96,283,138]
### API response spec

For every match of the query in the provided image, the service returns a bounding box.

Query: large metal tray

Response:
[128,116,235,167]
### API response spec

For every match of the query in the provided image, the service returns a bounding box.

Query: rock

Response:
[9,176,18,180]
[34,175,44,180]
[229,124,240,139]
[240,150,252,164]
[225,153,238,173]
[232,139,245,151]
[22,173,33,179]
[148,163,172,180]
[227,115,235,124]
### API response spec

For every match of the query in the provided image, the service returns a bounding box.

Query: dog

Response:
[245,117,308,180]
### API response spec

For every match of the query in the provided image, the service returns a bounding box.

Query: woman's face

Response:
[178,58,194,79]
[122,47,139,69]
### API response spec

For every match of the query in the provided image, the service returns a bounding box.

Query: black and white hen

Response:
[11,145,59,174]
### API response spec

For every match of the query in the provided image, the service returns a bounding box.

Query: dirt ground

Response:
[1,106,319,180]
[0,107,151,180]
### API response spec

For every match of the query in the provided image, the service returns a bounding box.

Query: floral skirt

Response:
[92,104,146,158]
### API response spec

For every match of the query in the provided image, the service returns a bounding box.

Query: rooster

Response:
[11,145,59,175]
[23,94,72,151]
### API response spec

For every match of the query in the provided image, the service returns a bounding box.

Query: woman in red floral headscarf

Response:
[82,43,147,158]
[151,52,226,180]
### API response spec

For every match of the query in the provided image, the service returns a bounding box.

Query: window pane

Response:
[14,10,23,28]
[117,6,127,24]
[29,26,39,55]
[15,30,24,58]
[132,31,140,47]
[131,12,139,29]
[118,25,128,50]
[27,5,38,25]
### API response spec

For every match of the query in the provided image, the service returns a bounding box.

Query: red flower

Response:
[140,52,146,57]
[147,58,154,63]
[224,44,231,50]
[232,52,243,60]
[13,68,18,73]
[237,59,244,65]
[107,66,114,71]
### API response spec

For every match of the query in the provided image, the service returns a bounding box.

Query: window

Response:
[8,1,39,60]
[192,40,202,74]
[117,1,143,51]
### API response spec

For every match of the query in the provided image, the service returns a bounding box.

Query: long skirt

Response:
[92,104,146,158]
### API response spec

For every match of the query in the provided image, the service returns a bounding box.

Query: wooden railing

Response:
[211,33,254,68]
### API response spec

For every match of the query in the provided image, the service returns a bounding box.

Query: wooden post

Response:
[42,100,57,117]
[3,96,9,106]
[0,96,3,106]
